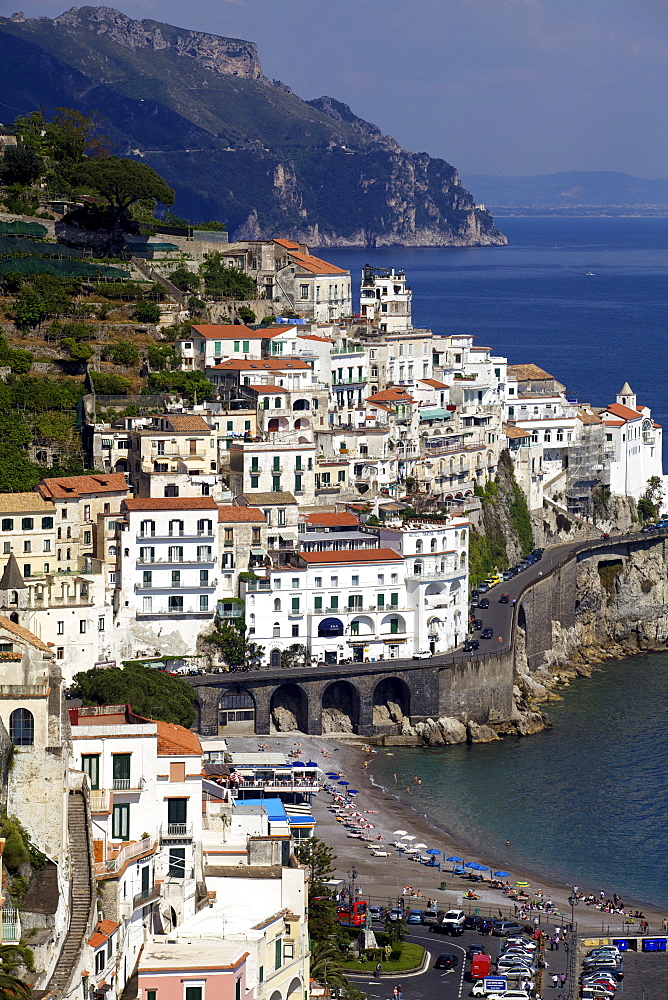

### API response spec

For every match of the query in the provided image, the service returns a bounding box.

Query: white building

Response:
[359,265,412,331]
[601,383,664,500]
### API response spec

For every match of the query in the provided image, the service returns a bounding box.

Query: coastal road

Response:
[349,925,571,1000]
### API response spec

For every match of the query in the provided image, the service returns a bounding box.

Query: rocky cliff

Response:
[0,7,506,247]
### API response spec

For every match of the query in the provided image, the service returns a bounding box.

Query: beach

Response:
[227,733,666,935]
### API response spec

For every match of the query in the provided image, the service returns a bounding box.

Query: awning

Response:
[279,532,297,541]
[383,637,407,643]
[420,408,451,421]
[250,548,266,556]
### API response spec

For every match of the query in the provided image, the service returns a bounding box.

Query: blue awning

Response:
[318,617,344,634]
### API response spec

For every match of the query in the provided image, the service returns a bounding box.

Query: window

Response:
[147,991,157,1000]
[23,564,31,578]
[42,516,53,529]
[314,596,323,611]
[21,517,33,531]
[348,595,362,610]
[273,623,280,637]
[98,617,105,631]
[3,543,10,553]
[197,545,212,562]
[277,509,286,527]
[83,530,92,546]
[243,340,249,353]
[164,485,179,498]
[170,762,186,782]
[79,620,86,634]
[169,596,184,613]
[200,569,209,587]
[184,987,201,1000]
[275,938,282,968]
[82,754,100,790]
[330,595,339,610]
[143,597,152,613]
[167,798,187,829]
[143,571,152,588]
[274,598,281,612]
[300,284,309,299]
[236,979,241,1000]
[57,621,64,635]
[338,470,345,482]
[112,803,130,841]
[8,708,34,747]
[291,597,300,613]
[1,519,13,531]
[169,846,186,878]
[112,754,131,790]
[294,474,302,492]
[23,540,31,553]
[44,539,51,552]
[61,509,68,519]
[168,546,184,563]
[351,575,359,586]
[272,475,281,492]
[291,624,299,637]
[390,593,399,607]
[377,594,385,609]
[291,577,299,589]
[331,575,338,586]
[250,476,259,489]
[200,595,209,612]
[56,647,64,660]
[95,950,105,975]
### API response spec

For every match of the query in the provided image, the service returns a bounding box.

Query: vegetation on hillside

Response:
[71,664,197,727]
[469,450,535,588]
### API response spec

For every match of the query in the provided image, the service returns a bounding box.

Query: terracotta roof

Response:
[274,238,300,249]
[38,473,128,500]
[605,402,642,422]
[0,614,51,652]
[418,378,449,389]
[298,334,334,343]
[259,325,297,334]
[366,388,414,403]
[503,424,532,440]
[98,919,120,936]
[0,493,54,513]
[156,720,202,756]
[506,364,556,382]
[209,359,310,371]
[218,506,266,523]
[304,512,360,527]
[245,385,287,395]
[301,548,402,564]
[88,932,108,949]
[122,497,218,512]
[603,419,625,426]
[287,250,348,275]
[576,409,602,425]
[238,491,296,506]
[190,324,257,340]
[163,415,211,433]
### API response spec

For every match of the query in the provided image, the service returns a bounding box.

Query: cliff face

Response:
[0,7,506,247]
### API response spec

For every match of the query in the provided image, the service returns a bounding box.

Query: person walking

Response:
[552,974,559,988]
[559,973,567,989]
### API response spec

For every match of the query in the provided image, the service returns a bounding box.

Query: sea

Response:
[326,218,668,912]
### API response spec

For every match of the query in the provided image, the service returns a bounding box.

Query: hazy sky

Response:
[4,0,668,177]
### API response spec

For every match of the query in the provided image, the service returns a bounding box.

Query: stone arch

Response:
[380,612,406,635]
[293,417,310,430]
[372,676,410,726]
[322,680,360,734]
[270,683,308,732]
[293,398,310,411]
[269,992,282,1000]
[270,647,281,668]
[218,686,256,735]
[349,614,374,636]
[114,459,128,473]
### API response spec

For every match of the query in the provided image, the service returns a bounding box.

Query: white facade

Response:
[359,265,412,332]
[602,385,664,500]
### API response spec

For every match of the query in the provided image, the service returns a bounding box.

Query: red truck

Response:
[471,954,492,980]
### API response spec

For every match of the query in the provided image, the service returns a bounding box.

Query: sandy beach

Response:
[227,733,666,935]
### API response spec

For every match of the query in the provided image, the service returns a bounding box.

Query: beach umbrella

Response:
[348,789,359,794]
[464,861,480,869]
[394,830,408,836]
[446,856,463,863]
[515,880,530,887]
[305,761,319,767]
[414,843,427,850]
[401,835,416,841]
[338,780,350,786]
[292,761,305,767]
[426,848,441,855]
[494,871,510,878]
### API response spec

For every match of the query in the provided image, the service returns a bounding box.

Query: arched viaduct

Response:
[187,530,668,736]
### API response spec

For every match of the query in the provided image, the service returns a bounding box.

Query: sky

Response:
[2,0,668,178]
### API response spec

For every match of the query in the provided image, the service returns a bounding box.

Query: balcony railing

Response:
[1,907,20,944]
[90,789,111,812]
[160,822,193,839]
[94,836,154,876]
[137,556,216,565]
[132,886,159,910]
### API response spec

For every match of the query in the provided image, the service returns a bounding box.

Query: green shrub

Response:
[90,371,132,394]
[102,340,140,366]
[133,300,160,323]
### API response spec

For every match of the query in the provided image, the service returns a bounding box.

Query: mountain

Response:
[0,7,506,247]
[463,171,668,214]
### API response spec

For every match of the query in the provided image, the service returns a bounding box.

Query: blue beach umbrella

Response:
[338,780,350,786]
[464,861,480,869]
[426,848,441,855]
[292,761,305,767]
[305,761,319,767]
[494,871,510,878]
[326,773,339,778]
[348,789,359,794]
[446,856,463,862]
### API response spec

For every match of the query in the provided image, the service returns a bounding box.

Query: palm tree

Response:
[0,944,32,1000]
[309,940,365,1000]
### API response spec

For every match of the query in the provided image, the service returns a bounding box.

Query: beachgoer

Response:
[505,840,511,846]
[393,988,398,1000]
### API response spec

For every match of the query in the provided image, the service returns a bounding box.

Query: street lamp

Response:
[568,888,579,932]
[349,866,358,903]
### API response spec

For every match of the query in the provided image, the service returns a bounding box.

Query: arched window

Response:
[275,397,282,408]
[274,598,281,612]
[10,591,18,605]
[109,545,117,557]
[10,708,34,746]
[66,548,71,561]
[273,622,280,637]
[430,538,437,552]
[460,551,466,568]
[415,539,423,553]
[413,560,423,576]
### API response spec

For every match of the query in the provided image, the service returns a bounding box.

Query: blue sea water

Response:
[325,217,668,458]
[326,219,668,911]
[367,654,668,912]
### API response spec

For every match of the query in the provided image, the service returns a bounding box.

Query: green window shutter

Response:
[275,937,282,968]
[314,596,322,611]
[377,594,385,609]
[243,340,249,352]
[82,754,100,790]
[292,597,300,613]
[390,593,399,607]
[330,596,338,610]
[112,803,129,840]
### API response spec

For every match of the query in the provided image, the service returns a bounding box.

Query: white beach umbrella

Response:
[414,843,427,849]
[401,835,416,841]
[394,829,408,836]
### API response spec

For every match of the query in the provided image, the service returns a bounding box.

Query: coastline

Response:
[229,733,667,931]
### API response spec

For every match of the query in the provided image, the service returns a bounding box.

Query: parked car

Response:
[464,639,480,652]
[481,627,494,639]
[505,937,536,951]
[494,922,526,936]
[499,593,510,603]
[412,651,431,659]
[422,909,442,926]
[386,908,404,922]
[434,953,459,970]
[467,943,487,958]
[587,947,622,961]
[473,619,483,630]
[470,596,480,608]
[502,570,514,581]
[486,991,532,1000]
[406,910,424,924]
[464,915,483,931]
[478,597,490,609]
[368,906,385,921]
[531,548,544,560]
[478,582,490,593]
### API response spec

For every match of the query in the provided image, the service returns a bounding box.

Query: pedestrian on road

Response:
[552,974,559,988]
[559,973,566,989]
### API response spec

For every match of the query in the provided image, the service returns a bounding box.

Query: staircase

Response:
[47,790,94,997]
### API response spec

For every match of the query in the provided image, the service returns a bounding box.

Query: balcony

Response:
[132,886,160,910]
[90,789,111,813]
[112,777,145,791]
[160,822,193,840]
[94,836,154,877]
[1,907,20,944]
[244,579,271,592]
[135,581,217,593]
[333,377,367,386]
[136,532,215,542]
[137,605,213,618]
[137,556,216,565]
